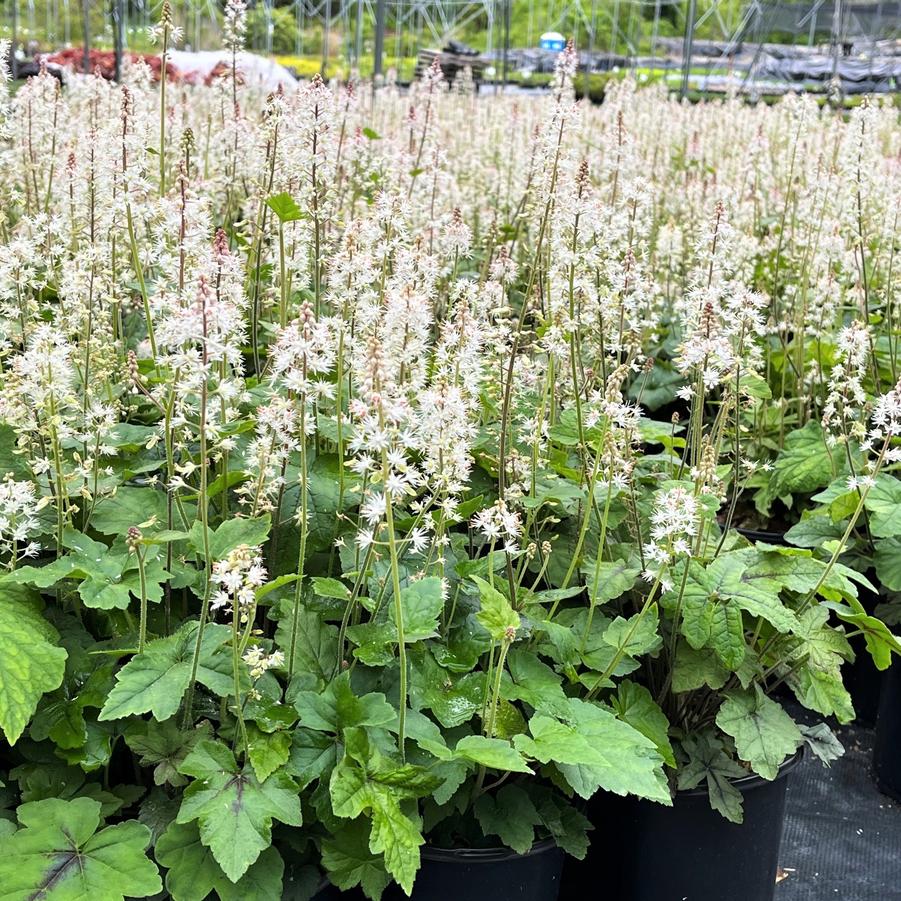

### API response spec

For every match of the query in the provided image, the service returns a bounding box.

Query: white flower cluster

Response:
[472,500,522,554]
[822,321,870,445]
[222,0,248,54]
[242,644,285,679]
[210,544,267,622]
[642,486,701,588]
[868,381,901,464]
[0,477,42,565]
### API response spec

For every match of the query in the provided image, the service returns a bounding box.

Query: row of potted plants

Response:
[0,22,899,901]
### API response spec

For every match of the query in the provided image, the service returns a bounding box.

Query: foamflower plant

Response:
[0,26,899,901]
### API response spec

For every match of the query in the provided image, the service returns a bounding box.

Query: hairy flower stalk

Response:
[153,1,175,197]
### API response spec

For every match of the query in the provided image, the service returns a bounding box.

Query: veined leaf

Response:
[454,735,532,773]
[471,576,520,641]
[391,577,444,642]
[99,622,233,721]
[610,680,675,768]
[580,558,640,604]
[321,819,391,900]
[176,739,301,882]
[124,719,213,787]
[474,784,541,854]
[273,599,338,681]
[90,486,173,535]
[265,192,305,223]
[247,726,293,782]
[715,686,802,780]
[328,732,428,894]
[0,797,161,900]
[678,733,747,823]
[772,422,835,496]
[190,515,271,560]
[514,698,670,803]
[156,820,284,901]
[827,597,901,670]
[291,671,394,734]
[0,582,67,744]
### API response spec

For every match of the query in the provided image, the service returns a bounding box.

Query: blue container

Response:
[539,32,566,51]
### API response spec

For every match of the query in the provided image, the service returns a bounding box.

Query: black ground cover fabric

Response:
[777,719,900,900]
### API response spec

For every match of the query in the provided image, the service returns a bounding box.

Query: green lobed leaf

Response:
[12,530,170,612]
[0,797,161,901]
[610,680,675,768]
[705,552,799,634]
[715,686,802,780]
[454,735,532,773]
[514,698,670,803]
[247,726,293,782]
[265,192,305,223]
[292,672,395,734]
[156,820,284,901]
[788,666,854,723]
[408,648,484,728]
[502,649,569,716]
[799,723,845,766]
[772,422,835,496]
[176,739,302,882]
[90,487,173,535]
[874,537,901,591]
[678,733,747,824]
[391,577,444,643]
[601,605,662,658]
[328,733,427,895]
[273,599,339,681]
[474,784,541,854]
[99,622,234,722]
[471,576,520,641]
[321,819,391,900]
[190,515,272,560]
[124,719,213,787]
[671,642,728,693]
[862,477,901,539]
[580,558,641,604]
[0,582,67,744]
[829,600,901,670]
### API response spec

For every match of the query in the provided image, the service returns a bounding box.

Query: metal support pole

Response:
[322,0,332,74]
[681,0,698,99]
[651,0,662,57]
[501,0,510,89]
[610,0,620,53]
[588,0,598,56]
[113,0,124,82]
[82,0,91,73]
[355,0,364,67]
[11,0,18,80]
[374,0,386,78]
[830,0,843,83]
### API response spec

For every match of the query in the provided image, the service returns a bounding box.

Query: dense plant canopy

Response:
[0,19,899,901]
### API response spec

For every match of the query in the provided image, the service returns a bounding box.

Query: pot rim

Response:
[422,837,559,862]
[677,746,804,798]
[735,525,789,544]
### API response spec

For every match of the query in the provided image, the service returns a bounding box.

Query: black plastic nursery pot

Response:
[568,751,802,901]
[873,657,901,802]
[735,525,789,546]
[385,840,565,901]
[843,573,885,727]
